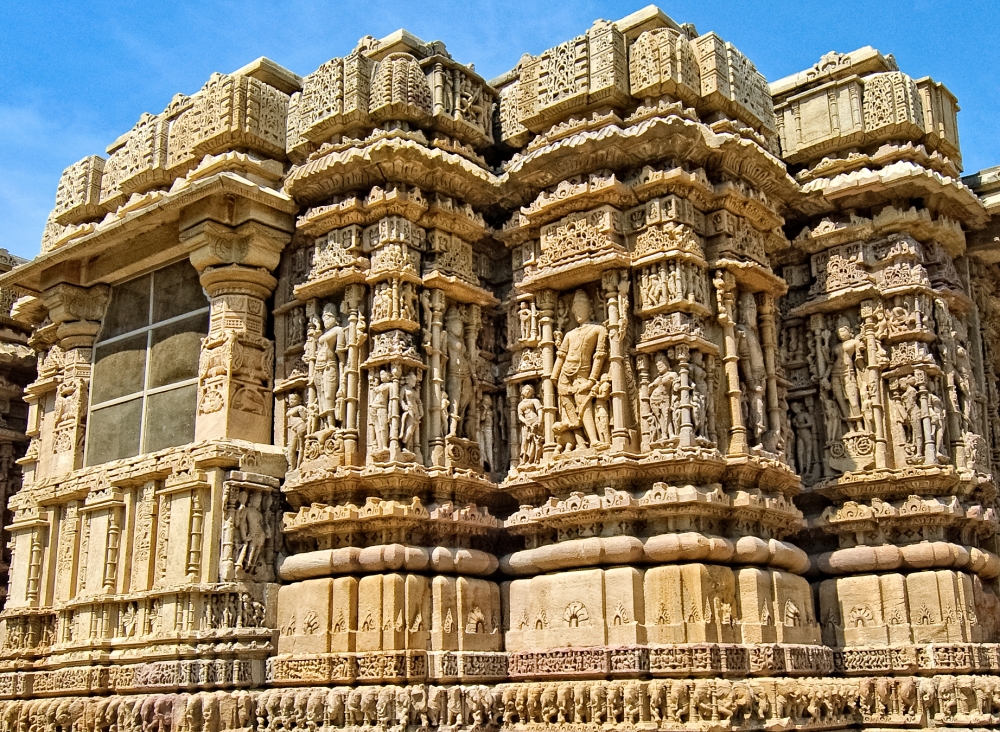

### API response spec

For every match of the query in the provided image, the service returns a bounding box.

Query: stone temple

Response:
[4,6,1000,731]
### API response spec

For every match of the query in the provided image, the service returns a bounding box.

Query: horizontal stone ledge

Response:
[506,643,833,680]
[814,541,1000,579]
[832,643,1000,675]
[269,651,508,686]
[278,545,499,580]
[0,656,265,698]
[501,534,809,576]
[7,672,1000,729]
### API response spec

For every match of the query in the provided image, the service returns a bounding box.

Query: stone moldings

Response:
[1,7,1000,732]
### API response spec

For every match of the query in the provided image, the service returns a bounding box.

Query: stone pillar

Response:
[603,270,630,452]
[537,289,557,459]
[758,293,782,452]
[714,270,747,455]
[425,288,446,466]
[39,283,110,476]
[183,220,290,444]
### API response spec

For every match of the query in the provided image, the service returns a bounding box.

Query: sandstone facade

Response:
[1,7,1000,732]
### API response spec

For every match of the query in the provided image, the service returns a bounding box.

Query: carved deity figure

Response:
[235,491,266,575]
[444,307,474,438]
[790,401,815,477]
[954,334,976,428]
[518,301,537,342]
[594,373,612,446]
[369,369,392,455]
[690,350,709,440]
[518,384,543,465]
[53,378,83,426]
[551,290,608,450]
[479,393,494,471]
[649,352,678,444]
[890,375,922,458]
[285,393,309,470]
[400,371,423,461]
[314,302,348,431]
[824,317,866,434]
[928,390,947,460]
[735,293,767,447]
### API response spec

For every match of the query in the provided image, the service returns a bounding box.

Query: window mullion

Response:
[138,325,153,454]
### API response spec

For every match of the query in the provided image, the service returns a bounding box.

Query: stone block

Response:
[644,565,686,643]
[604,566,645,646]
[357,574,383,651]
[628,27,700,106]
[53,156,106,226]
[776,76,865,163]
[330,576,358,652]
[773,571,820,644]
[431,575,459,651]
[691,32,775,135]
[276,578,332,655]
[734,566,777,643]
[456,577,501,651]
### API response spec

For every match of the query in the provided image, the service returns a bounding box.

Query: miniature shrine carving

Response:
[0,10,998,732]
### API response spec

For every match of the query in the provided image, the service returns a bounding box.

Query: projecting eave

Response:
[965,164,1000,216]
[0,171,296,294]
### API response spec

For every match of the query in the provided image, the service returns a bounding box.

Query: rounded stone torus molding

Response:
[500,533,810,575]
[815,541,1000,579]
[7,4,1000,727]
[279,544,500,580]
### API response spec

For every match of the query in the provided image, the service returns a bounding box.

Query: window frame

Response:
[84,262,210,466]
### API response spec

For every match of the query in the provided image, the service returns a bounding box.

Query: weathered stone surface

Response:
[3,7,1000,732]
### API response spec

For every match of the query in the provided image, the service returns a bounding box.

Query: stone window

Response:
[85,260,209,465]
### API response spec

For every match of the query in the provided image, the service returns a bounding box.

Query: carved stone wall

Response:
[2,7,1000,732]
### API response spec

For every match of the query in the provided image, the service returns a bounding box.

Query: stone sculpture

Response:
[551,290,608,451]
[0,9,999,732]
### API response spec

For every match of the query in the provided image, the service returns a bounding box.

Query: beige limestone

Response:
[0,6,999,732]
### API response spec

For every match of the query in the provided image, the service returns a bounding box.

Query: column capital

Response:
[41,283,110,349]
[182,219,290,277]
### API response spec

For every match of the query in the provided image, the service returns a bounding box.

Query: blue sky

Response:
[2,0,998,261]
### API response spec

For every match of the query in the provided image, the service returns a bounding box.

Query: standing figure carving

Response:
[312,302,348,432]
[790,402,815,477]
[444,307,474,437]
[235,491,266,576]
[479,393,494,470]
[400,371,424,462]
[369,369,392,455]
[735,293,767,447]
[518,384,543,465]
[649,353,678,444]
[824,317,866,435]
[551,290,608,450]
[285,393,309,470]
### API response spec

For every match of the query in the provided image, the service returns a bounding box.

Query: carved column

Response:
[714,270,747,455]
[758,293,782,452]
[537,289,557,459]
[426,288,446,466]
[39,283,110,476]
[602,270,630,452]
[341,283,366,465]
[183,220,290,444]
[860,299,890,469]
